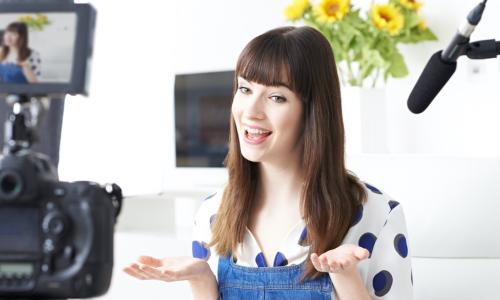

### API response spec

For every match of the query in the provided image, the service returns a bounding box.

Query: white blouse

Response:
[192,182,414,299]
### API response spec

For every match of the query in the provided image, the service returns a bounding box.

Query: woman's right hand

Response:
[123,255,212,283]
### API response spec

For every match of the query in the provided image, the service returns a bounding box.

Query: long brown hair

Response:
[209,26,367,280]
[0,22,31,62]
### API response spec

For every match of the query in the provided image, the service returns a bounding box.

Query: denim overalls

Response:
[218,255,334,299]
[0,63,28,83]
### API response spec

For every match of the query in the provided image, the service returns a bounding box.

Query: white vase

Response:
[341,87,388,154]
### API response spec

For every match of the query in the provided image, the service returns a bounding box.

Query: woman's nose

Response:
[242,95,265,119]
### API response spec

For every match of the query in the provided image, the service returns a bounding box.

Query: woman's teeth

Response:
[243,125,272,139]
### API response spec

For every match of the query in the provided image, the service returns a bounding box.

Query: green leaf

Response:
[388,51,408,77]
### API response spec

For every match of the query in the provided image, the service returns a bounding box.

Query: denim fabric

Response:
[0,63,28,83]
[218,255,333,300]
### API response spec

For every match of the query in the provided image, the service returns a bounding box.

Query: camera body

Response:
[0,149,121,299]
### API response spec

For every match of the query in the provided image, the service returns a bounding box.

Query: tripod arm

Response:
[465,39,500,60]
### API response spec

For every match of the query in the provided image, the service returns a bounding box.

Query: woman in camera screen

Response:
[0,22,41,84]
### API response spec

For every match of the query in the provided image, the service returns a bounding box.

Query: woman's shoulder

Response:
[361,181,401,217]
[194,185,225,224]
[344,181,404,241]
[28,49,40,59]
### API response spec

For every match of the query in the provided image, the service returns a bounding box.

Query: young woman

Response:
[0,22,41,84]
[124,26,413,299]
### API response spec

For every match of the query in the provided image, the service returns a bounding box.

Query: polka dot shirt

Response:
[1,49,42,78]
[192,182,414,299]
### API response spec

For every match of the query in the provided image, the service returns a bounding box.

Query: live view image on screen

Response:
[0,12,76,84]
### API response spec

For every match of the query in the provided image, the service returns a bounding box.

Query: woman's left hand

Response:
[310,244,369,274]
[18,61,29,69]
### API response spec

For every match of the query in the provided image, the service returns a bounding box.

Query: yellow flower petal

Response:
[399,0,423,11]
[417,18,426,31]
[284,0,310,21]
[371,4,404,36]
[313,0,350,23]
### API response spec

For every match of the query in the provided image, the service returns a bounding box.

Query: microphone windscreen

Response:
[407,51,457,114]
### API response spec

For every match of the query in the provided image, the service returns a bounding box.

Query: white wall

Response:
[59,0,500,195]
[52,1,500,299]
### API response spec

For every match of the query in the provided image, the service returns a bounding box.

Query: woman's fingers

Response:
[123,264,148,280]
[138,256,162,267]
[124,256,212,283]
[354,247,370,260]
[139,265,164,280]
[319,255,332,271]
[310,253,323,272]
[311,247,368,274]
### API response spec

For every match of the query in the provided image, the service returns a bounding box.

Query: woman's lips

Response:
[244,130,271,145]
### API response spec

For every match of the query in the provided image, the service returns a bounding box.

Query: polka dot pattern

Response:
[255,252,267,267]
[358,232,377,257]
[192,241,211,260]
[192,185,414,298]
[209,214,216,231]
[273,252,288,267]
[389,200,400,211]
[203,192,217,201]
[394,233,408,258]
[351,205,363,227]
[365,183,382,194]
[298,227,308,246]
[373,270,393,297]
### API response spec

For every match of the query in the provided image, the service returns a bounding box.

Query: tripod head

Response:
[3,94,51,156]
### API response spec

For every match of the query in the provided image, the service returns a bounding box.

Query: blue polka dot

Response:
[209,214,216,231]
[203,192,217,201]
[358,232,377,258]
[298,227,308,246]
[192,241,210,260]
[389,200,400,211]
[255,252,267,267]
[351,205,363,227]
[394,233,408,258]
[273,252,288,267]
[365,183,382,194]
[373,270,393,297]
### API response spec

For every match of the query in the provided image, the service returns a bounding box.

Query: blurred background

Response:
[54,0,500,299]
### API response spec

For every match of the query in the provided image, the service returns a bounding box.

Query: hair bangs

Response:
[235,32,297,93]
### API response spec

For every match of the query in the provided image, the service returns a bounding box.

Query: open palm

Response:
[123,255,211,282]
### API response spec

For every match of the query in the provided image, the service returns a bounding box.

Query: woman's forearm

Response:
[189,271,219,300]
[22,68,38,83]
[329,268,371,300]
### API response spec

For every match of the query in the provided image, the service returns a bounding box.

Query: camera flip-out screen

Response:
[0,3,95,95]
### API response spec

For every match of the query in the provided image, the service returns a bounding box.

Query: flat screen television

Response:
[175,70,233,167]
[165,70,234,195]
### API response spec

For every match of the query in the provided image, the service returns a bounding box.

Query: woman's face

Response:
[3,30,20,47]
[232,76,304,164]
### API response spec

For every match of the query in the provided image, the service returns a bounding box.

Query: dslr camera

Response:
[0,0,123,299]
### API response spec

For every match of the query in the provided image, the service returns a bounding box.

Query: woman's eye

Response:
[270,95,286,103]
[238,86,250,94]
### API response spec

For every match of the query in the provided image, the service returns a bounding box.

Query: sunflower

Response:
[371,4,404,36]
[417,18,426,31]
[399,0,422,11]
[313,0,350,24]
[284,0,310,21]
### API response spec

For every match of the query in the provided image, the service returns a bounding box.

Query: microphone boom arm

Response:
[458,39,500,60]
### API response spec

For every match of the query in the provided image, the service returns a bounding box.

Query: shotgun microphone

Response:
[408,0,487,114]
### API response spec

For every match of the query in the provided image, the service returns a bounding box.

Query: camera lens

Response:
[0,171,23,201]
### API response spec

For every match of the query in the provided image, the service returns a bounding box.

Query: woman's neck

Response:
[6,47,19,61]
[256,158,304,212]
